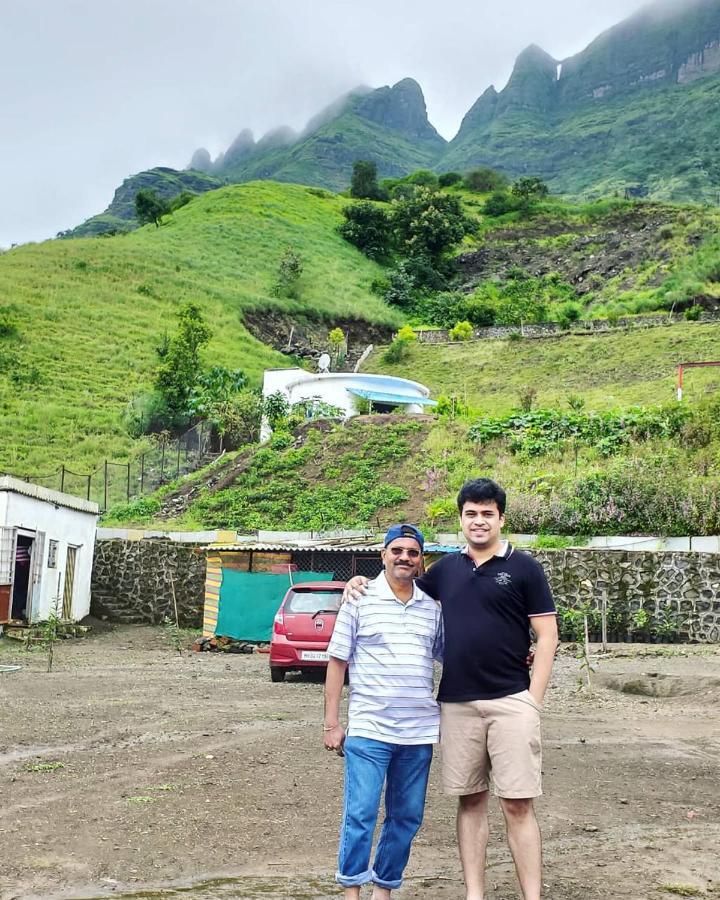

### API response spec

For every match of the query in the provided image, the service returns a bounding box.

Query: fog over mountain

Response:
[1,0,657,247]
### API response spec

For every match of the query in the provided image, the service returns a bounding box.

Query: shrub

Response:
[449,320,473,341]
[338,202,392,260]
[684,304,702,321]
[273,246,303,299]
[464,167,508,193]
[383,263,416,308]
[483,191,521,217]
[392,188,469,264]
[382,325,416,363]
[404,169,439,189]
[438,172,463,187]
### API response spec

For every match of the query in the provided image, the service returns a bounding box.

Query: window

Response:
[48,540,59,568]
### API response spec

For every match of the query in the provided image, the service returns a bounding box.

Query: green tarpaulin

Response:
[216,570,334,641]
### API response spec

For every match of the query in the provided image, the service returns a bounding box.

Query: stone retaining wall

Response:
[530,548,720,643]
[415,311,720,344]
[91,539,206,627]
[91,540,720,642]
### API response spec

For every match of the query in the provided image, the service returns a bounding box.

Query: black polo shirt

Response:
[417,544,555,702]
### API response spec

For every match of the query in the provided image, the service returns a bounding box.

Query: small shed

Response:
[0,476,99,625]
[202,539,386,640]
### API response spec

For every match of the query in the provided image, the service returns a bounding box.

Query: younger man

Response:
[323,524,442,900]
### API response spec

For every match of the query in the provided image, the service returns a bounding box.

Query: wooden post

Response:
[103,460,108,511]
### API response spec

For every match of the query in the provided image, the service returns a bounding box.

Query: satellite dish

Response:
[318,353,331,373]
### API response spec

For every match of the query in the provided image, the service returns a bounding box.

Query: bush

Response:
[483,191,521,217]
[438,172,463,187]
[383,263,416,308]
[273,246,303,299]
[382,325,417,363]
[338,202,392,261]
[464,167,508,193]
[449,320,473,341]
[392,188,469,264]
[404,169,440,189]
[684,304,702,320]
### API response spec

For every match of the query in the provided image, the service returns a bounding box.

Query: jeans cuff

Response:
[372,869,402,890]
[336,867,373,887]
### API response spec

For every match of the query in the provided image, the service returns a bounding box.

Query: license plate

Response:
[301,651,329,662]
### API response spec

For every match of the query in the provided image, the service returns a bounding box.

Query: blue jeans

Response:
[337,736,433,890]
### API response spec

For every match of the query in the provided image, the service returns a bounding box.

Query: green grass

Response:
[368,323,720,413]
[0,182,398,474]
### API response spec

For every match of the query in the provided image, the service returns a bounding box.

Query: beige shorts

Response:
[440,691,543,799]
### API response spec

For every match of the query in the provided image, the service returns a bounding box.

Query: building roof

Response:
[348,388,437,407]
[0,476,100,515]
[210,539,458,553]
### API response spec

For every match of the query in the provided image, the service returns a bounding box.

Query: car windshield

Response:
[284,590,343,614]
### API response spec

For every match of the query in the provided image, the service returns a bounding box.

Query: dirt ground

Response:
[1,626,719,900]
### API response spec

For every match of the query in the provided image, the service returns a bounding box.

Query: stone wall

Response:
[91,539,207,627]
[414,311,720,344]
[91,540,720,642]
[530,549,720,643]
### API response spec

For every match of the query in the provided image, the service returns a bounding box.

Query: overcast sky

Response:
[1,0,652,248]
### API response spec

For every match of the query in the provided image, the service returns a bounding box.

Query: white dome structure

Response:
[261,368,437,441]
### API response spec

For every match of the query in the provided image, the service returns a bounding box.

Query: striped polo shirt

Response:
[327,572,443,745]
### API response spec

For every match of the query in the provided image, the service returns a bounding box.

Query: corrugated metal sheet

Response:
[209,540,461,553]
[0,476,99,515]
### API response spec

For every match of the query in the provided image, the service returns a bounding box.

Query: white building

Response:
[261,369,437,441]
[0,477,99,625]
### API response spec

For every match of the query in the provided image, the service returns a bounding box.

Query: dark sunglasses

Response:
[387,547,422,558]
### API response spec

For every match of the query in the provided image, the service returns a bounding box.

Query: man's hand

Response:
[323,723,346,752]
[342,575,369,603]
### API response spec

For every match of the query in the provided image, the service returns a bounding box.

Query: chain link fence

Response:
[9,421,218,511]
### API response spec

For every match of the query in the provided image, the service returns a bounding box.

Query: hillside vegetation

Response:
[0,182,395,475]
[369,323,720,412]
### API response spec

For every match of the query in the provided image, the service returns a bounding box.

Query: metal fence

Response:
[11,421,218,511]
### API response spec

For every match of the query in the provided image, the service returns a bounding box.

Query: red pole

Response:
[677,364,684,402]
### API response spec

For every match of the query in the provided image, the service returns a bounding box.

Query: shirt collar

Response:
[371,570,422,605]
[461,540,512,563]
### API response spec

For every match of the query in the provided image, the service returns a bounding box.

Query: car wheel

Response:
[270,667,286,683]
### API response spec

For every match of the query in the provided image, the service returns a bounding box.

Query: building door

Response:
[0,527,17,624]
[11,534,34,621]
[62,546,78,620]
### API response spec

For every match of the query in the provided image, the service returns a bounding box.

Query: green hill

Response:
[440,0,720,202]
[0,182,397,475]
[69,167,224,238]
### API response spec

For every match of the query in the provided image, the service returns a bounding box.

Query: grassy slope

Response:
[368,323,720,412]
[0,182,397,474]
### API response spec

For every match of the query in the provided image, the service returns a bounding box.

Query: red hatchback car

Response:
[269,581,346,682]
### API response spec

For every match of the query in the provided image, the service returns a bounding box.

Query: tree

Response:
[438,172,463,187]
[382,325,417,364]
[350,160,384,200]
[154,303,211,425]
[464,167,508,193]
[511,177,549,202]
[391,188,468,264]
[338,202,392,261]
[135,189,170,227]
[328,327,346,366]
[273,246,303,298]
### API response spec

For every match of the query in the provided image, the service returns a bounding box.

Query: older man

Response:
[345,478,558,900]
[323,524,443,900]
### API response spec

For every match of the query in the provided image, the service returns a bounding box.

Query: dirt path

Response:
[1,628,719,900]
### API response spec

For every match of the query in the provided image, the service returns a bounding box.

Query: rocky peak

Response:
[223,128,256,166]
[498,44,559,112]
[453,85,498,141]
[188,147,212,173]
[356,78,445,143]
